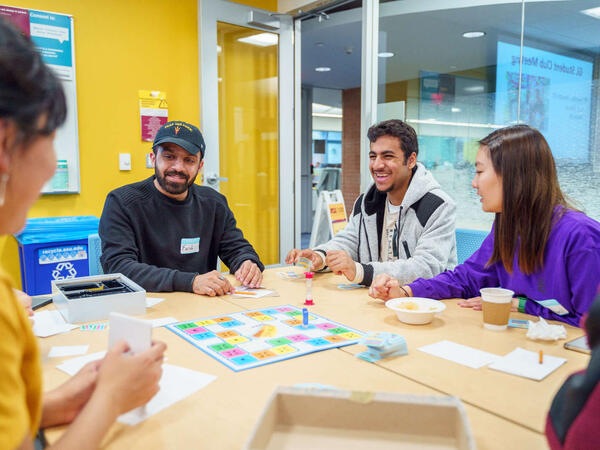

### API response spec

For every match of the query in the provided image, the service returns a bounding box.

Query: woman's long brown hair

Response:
[480,125,571,274]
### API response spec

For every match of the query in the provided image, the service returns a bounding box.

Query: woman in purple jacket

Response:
[369,125,600,326]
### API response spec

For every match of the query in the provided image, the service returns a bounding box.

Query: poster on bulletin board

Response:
[0,5,80,194]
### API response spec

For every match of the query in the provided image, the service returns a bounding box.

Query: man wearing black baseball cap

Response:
[99,120,264,295]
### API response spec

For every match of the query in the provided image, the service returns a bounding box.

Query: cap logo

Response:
[174,126,180,135]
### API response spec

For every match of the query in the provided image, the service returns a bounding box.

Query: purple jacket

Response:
[409,210,600,326]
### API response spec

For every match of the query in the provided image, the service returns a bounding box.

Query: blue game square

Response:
[261,309,280,316]
[191,332,215,340]
[220,320,243,328]
[295,324,316,330]
[231,355,258,365]
[307,338,330,346]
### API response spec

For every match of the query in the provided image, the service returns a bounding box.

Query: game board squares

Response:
[209,342,234,352]
[316,323,336,330]
[306,338,330,346]
[325,335,347,343]
[225,336,249,345]
[284,319,302,326]
[251,350,277,360]
[287,334,310,342]
[328,327,350,334]
[213,317,235,323]
[270,345,297,355]
[220,348,246,359]
[191,332,216,340]
[294,324,316,330]
[253,315,274,322]
[176,322,197,330]
[267,337,292,346]
[261,309,280,316]
[195,319,215,326]
[285,311,302,317]
[220,320,244,328]
[276,307,294,312]
[231,355,258,365]
[184,326,207,335]
[339,332,362,340]
[216,331,238,338]
[238,340,271,353]
[245,312,263,317]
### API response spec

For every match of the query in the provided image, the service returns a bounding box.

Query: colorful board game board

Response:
[166,305,364,371]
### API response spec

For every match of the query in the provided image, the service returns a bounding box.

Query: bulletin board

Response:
[0,5,80,194]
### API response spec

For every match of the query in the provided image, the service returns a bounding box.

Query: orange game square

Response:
[251,350,277,359]
[213,317,234,323]
[245,312,263,317]
[217,331,238,338]
[325,335,346,343]
[284,319,302,326]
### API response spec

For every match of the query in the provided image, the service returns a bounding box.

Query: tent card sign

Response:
[167,305,364,371]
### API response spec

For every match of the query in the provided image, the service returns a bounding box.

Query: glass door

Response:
[199,0,294,266]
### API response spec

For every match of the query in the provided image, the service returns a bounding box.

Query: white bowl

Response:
[386,297,446,325]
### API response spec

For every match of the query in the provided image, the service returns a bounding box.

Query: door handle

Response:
[204,173,229,184]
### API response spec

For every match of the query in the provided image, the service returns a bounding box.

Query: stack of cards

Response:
[80,323,108,331]
[277,271,302,279]
[356,331,408,362]
[337,283,362,290]
[297,257,312,270]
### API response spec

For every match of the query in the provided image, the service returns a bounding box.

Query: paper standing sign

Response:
[139,90,168,142]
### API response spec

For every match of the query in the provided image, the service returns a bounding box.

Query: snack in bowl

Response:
[386,297,446,325]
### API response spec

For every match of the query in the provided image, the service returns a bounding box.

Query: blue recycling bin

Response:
[15,216,100,295]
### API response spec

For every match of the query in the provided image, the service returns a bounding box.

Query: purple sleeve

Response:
[524,248,600,327]
[409,232,499,299]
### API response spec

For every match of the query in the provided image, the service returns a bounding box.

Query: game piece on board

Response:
[302,308,308,327]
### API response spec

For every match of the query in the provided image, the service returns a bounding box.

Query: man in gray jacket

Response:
[286,119,456,287]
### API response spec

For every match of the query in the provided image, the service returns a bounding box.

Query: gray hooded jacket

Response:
[314,163,457,286]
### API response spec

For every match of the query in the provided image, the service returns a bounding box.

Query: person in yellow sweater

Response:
[0,18,167,449]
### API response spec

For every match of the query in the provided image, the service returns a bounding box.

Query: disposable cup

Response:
[480,287,514,331]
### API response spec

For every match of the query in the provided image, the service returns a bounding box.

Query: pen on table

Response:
[539,350,544,364]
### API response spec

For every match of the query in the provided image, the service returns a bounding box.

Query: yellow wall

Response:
[0,0,276,287]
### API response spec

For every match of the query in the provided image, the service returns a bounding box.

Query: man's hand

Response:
[368,274,407,301]
[192,271,233,296]
[235,260,262,288]
[285,248,324,271]
[13,288,33,317]
[325,250,356,281]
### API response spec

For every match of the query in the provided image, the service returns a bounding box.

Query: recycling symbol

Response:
[52,262,78,280]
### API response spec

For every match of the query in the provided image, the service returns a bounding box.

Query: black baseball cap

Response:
[152,121,206,158]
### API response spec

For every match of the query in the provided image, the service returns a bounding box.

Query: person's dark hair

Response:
[480,125,572,274]
[585,295,600,349]
[367,119,418,161]
[0,18,66,145]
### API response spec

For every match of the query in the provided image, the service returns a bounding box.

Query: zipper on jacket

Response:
[402,240,411,258]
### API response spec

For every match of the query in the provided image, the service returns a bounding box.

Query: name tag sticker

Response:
[180,237,200,254]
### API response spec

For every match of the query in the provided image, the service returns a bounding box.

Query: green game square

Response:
[286,311,302,316]
[329,327,349,334]
[267,337,292,346]
[176,322,197,330]
[209,342,234,352]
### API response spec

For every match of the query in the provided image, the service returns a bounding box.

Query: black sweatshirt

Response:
[99,177,264,292]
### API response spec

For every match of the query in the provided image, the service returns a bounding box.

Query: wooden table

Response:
[41,268,584,449]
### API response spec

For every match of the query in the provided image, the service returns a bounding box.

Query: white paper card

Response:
[32,310,78,338]
[488,347,567,381]
[48,345,89,358]
[232,286,275,298]
[109,313,152,354]
[146,297,165,308]
[149,317,178,328]
[117,364,217,426]
[418,340,500,369]
[56,351,107,376]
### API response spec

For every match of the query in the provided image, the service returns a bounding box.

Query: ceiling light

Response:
[464,85,485,93]
[315,67,331,72]
[462,31,486,38]
[237,33,278,47]
[217,45,222,53]
[312,113,343,118]
[378,52,394,58]
[451,107,461,113]
[581,7,600,19]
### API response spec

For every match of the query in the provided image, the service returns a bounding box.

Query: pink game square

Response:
[185,326,208,335]
[220,348,247,358]
[316,323,336,330]
[276,307,294,312]
[288,334,309,342]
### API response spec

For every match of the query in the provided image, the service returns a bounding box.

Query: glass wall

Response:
[377,0,600,230]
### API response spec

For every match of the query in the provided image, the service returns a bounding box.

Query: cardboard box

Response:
[245,387,475,450]
[52,273,146,323]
